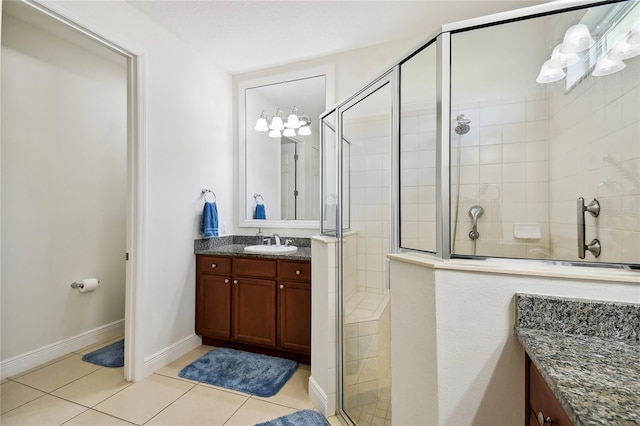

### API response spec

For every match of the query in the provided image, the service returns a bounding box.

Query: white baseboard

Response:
[309,375,335,417]
[143,333,202,377]
[0,319,124,380]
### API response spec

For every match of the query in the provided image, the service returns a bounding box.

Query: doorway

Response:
[0,0,143,381]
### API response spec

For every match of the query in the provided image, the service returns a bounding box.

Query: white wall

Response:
[1,12,127,361]
[390,258,640,426]
[1,0,233,376]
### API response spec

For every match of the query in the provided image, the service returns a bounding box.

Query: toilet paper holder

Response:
[70,280,100,289]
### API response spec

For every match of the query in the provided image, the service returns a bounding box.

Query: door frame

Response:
[20,0,147,381]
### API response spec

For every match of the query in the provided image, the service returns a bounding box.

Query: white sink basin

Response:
[243,245,298,255]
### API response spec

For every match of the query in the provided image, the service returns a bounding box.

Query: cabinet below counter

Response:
[196,253,311,364]
[515,293,640,426]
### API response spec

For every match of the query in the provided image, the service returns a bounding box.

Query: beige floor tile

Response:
[146,384,248,426]
[94,374,194,425]
[0,380,46,414]
[52,367,131,407]
[154,346,212,382]
[63,409,135,425]
[75,336,124,356]
[224,398,297,426]
[253,367,314,410]
[0,394,86,426]
[13,355,101,393]
[327,415,343,425]
[9,353,74,380]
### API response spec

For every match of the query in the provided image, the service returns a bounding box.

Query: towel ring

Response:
[202,189,216,203]
[253,193,264,204]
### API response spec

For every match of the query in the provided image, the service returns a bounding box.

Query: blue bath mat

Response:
[256,409,330,426]
[178,348,297,397]
[81,339,124,368]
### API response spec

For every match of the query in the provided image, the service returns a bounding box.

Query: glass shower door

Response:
[338,77,393,426]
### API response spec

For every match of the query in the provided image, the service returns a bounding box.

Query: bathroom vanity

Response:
[515,294,639,426]
[194,236,312,364]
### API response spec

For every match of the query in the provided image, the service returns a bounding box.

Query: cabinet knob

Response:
[211,263,217,268]
[224,279,229,284]
[537,412,552,426]
[233,280,238,285]
[280,284,284,289]
[295,270,301,275]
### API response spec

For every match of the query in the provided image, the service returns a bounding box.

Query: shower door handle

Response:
[577,197,601,259]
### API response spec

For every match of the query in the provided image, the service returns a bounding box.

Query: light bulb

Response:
[283,128,296,137]
[536,60,565,83]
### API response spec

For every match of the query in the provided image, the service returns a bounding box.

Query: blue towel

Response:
[200,202,218,237]
[254,203,266,220]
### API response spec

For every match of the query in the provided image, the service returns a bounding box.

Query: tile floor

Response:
[0,338,342,426]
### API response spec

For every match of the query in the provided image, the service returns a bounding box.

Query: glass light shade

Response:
[609,37,640,60]
[269,115,284,131]
[559,24,595,54]
[286,113,300,129]
[254,117,269,132]
[268,129,282,138]
[592,55,626,77]
[282,128,296,137]
[536,60,565,83]
[297,125,311,136]
[548,44,580,68]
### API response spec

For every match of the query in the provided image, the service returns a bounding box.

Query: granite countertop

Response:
[194,235,311,261]
[515,294,640,426]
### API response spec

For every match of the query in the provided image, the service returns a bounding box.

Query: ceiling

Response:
[126,0,550,74]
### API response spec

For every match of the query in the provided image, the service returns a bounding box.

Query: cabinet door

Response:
[232,277,277,347]
[278,281,311,354]
[196,274,231,339]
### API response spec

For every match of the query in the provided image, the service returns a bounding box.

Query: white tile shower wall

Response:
[450,92,551,258]
[346,115,390,293]
[400,105,437,252]
[548,56,640,264]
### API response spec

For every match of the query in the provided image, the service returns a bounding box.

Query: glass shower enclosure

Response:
[322,0,639,424]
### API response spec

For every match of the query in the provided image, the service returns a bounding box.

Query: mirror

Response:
[239,67,333,228]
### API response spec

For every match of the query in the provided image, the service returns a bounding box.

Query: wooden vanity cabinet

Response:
[525,354,574,426]
[196,254,310,363]
[278,261,311,354]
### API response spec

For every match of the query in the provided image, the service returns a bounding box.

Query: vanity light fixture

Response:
[255,107,312,138]
[609,35,640,60]
[255,110,269,132]
[536,60,566,83]
[286,107,300,129]
[548,44,580,68]
[269,108,285,131]
[592,54,626,76]
[559,24,595,54]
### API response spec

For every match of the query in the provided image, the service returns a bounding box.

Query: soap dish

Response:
[514,223,541,240]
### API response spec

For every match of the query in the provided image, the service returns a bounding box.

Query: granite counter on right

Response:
[514,293,639,426]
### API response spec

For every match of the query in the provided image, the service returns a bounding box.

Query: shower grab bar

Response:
[577,197,601,259]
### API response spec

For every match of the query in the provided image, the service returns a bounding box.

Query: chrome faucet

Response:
[273,234,281,246]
